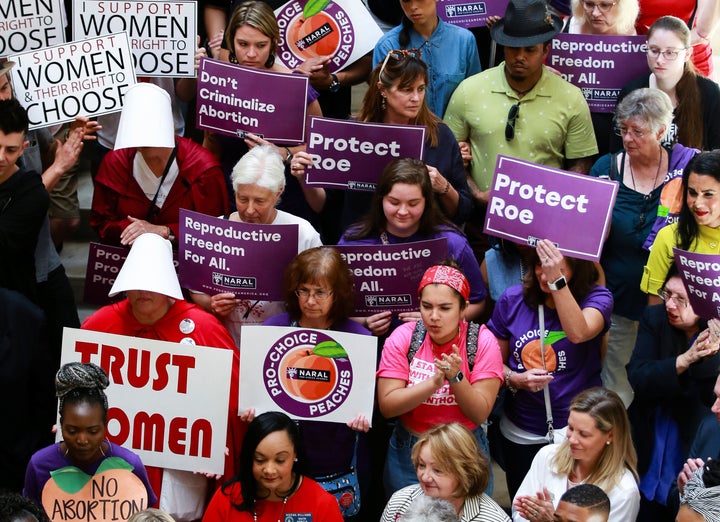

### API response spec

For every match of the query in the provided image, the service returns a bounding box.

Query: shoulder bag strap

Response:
[145,144,178,221]
[538,304,555,443]
[407,321,426,363]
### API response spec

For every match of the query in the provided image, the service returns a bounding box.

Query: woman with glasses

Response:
[642,150,720,300]
[627,267,720,519]
[190,145,322,348]
[261,247,371,520]
[289,49,473,238]
[613,16,720,152]
[589,88,697,408]
[371,0,480,117]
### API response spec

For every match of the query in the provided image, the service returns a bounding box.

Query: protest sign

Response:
[179,209,299,300]
[437,0,509,28]
[483,155,618,261]
[304,117,426,191]
[0,0,64,57]
[196,57,308,142]
[73,0,197,77]
[547,34,648,113]
[61,328,233,474]
[334,238,448,314]
[274,0,383,73]
[239,325,376,422]
[674,249,720,319]
[84,243,179,306]
[9,33,135,129]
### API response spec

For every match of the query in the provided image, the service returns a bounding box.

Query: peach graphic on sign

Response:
[42,457,148,522]
[279,341,346,401]
[286,11,341,59]
[520,331,567,371]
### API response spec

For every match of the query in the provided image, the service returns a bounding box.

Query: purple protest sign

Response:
[547,34,648,113]
[437,0,509,27]
[83,242,179,305]
[179,209,299,299]
[196,57,308,142]
[334,238,448,314]
[673,248,720,319]
[483,155,618,262]
[304,117,426,191]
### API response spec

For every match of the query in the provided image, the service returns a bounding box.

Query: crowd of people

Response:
[3,0,720,521]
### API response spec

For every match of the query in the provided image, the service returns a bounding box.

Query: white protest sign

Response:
[61,328,233,474]
[10,32,135,129]
[73,0,197,77]
[274,0,383,72]
[239,326,376,423]
[0,0,65,57]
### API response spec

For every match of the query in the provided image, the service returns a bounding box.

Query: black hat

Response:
[490,0,563,47]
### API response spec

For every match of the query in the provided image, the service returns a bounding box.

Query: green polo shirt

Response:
[444,63,598,191]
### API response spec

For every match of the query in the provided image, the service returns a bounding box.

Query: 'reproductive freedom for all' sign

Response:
[73,0,197,77]
[0,0,64,57]
[484,155,618,262]
[9,32,135,129]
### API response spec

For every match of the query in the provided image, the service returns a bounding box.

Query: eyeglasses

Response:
[614,125,648,139]
[295,288,333,301]
[505,104,519,142]
[658,288,689,308]
[581,0,617,11]
[379,48,422,80]
[647,47,687,61]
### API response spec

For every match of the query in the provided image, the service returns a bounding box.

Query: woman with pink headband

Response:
[376,261,504,498]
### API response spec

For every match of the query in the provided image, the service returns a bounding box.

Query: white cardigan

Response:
[512,444,640,521]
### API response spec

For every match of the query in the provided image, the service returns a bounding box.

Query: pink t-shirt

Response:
[377,321,503,433]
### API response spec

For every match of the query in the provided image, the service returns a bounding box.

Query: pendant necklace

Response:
[629,147,663,198]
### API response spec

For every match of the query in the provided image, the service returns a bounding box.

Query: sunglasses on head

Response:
[379,48,422,80]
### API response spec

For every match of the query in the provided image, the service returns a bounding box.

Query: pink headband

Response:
[418,265,470,301]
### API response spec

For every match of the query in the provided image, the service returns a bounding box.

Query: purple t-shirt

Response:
[488,284,612,435]
[23,442,157,509]
[337,228,487,303]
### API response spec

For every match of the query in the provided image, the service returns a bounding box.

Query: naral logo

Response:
[347,181,376,192]
[445,3,486,17]
[364,294,411,306]
[212,273,256,289]
[264,330,353,417]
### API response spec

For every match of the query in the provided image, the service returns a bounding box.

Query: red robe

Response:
[91,137,229,245]
[82,299,244,506]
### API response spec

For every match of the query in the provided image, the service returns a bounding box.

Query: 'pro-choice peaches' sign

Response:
[483,155,618,262]
[61,328,233,474]
[547,34,648,113]
[239,326,377,423]
[274,0,382,73]
[73,0,197,77]
[178,209,299,300]
[304,117,426,191]
[196,57,308,143]
[674,249,720,319]
[9,33,135,129]
[334,238,448,314]
[0,0,64,57]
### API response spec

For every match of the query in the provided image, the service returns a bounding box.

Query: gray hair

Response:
[127,509,176,522]
[231,145,286,194]
[614,88,673,139]
[402,495,460,522]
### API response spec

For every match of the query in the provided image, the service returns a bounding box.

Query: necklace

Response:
[628,147,663,197]
[252,495,289,522]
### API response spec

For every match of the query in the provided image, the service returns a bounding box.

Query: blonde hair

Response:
[127,509,175,522]
[552,388,638,491]
[570,0,639,35]
[411,423,489,498]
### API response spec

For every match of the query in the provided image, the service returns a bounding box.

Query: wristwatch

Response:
[329,73,341,93]
[548,275,567,291]
[448,371,464,384]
